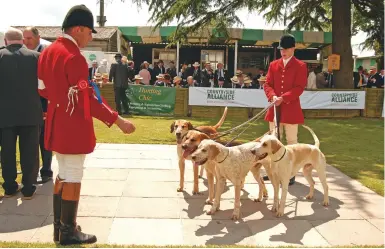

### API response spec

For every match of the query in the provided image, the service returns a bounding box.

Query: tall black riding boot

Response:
[53,177,63,243]
[59,183,97,245]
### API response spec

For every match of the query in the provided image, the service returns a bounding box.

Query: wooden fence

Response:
[99,84,384,119]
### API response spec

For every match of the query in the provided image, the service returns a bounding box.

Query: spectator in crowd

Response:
[353,66,365,88]
[315,67,328,89]
[368,66,382,88]
[167,61,177,79]
[179,62,189,80]
[191,62,202,85]
[121,56,128,65]
[154,60,166,75]
[88,60,98,80]
[23,26,53,183]
[306,68,317,89]
[139,61,151,85]
[201,62,214,87]
[255,68,266,80]
[155,74,172,87]
[262,34,307,186]
[184,76,198,88]
[379,69,384,88]
[147,63,155,85]
[214,63,228,87]
[109,53,130,115]
[0,27,42,199]
[133,74,145,85]
[257,76,267,89]
[97,59,108,74]
[173,76,183,88]
[25,30,52,179]
[23,26,47,52]
[127,60,135,82]
[242,76,253,88]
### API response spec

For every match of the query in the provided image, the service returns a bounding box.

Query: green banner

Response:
[125,85,176,116]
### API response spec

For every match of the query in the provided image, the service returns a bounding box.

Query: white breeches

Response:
[56,153,86,183]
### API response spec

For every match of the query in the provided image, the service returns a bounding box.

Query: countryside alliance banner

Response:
[126,85,176,116]
[188,88,366,109]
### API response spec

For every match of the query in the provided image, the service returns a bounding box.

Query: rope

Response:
[212,101,276,141]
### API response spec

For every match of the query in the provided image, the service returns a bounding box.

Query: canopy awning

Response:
[118,26,332,49]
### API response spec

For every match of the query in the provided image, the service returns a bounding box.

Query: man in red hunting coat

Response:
[263,34,308,186]
[38,5,136,245]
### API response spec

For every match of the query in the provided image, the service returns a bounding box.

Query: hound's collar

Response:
[217,147,230,163]
[273,148,287,162]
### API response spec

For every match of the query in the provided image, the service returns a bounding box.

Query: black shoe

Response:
[289,176,296,186]
[59,197,97,245]
[4,185,21,198]
[39,176,53,184]
[22,188,36,200]
[263,175,270,181]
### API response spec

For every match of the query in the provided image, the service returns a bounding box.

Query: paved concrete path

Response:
[0,144,383,246]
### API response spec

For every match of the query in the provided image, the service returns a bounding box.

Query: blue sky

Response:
[0,0,373,57]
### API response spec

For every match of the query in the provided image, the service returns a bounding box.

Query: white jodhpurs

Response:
[56,153,86,183]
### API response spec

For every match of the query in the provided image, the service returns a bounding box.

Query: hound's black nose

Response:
[182,144,187,149]
[251,149,256,155]
[192,156,196,160]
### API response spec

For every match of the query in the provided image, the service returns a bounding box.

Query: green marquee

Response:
[118,26,332,49]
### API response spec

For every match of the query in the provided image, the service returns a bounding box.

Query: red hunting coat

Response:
[263,56,307,124]
[38,37,118,154]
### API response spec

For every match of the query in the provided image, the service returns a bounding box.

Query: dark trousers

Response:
[114,86,129,115]
[39,122,53,177]
[1,125,40,195]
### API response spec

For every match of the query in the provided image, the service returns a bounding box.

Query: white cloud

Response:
[0,0,373,57]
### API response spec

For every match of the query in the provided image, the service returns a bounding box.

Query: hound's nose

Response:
[251,149,256,155]
[176,132,181,138]
[182,144,187,149]
[191,156,196,160]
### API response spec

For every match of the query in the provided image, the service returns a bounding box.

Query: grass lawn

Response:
[93,115,384,196]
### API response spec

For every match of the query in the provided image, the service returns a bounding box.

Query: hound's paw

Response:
[276,210,284,217]
[263,190,268,197]
[323,199,329,206]
[271,204,279,212]
[305,194,313,200]
[206,206,219,215]
[192,190,202,195]
[177,187,184,192]
[254,195,263,202]
[231,210,240,220]
[205,199,214,205]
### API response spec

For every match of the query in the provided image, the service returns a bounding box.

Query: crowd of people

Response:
[306,65,384,90]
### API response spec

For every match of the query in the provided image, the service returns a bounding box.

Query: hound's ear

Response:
[255,130,271,142]
[198,133,210,141]
[187,122,193,130]
[170,121,175,133]
[271,139,282,154]
[208,143,220,160]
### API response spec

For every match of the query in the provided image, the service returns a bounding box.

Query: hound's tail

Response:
[302,125,320,148]
[213,107,228,130]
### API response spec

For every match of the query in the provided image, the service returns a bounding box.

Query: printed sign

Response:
[126,85,176,116]
[189,88,366,109]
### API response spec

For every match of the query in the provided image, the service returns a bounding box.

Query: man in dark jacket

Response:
[0,27,42,199]
[109,53,130,115]
[23,26,53,183]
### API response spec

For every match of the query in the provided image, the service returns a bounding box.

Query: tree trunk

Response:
[332,0,353,89]
[377,41,384,70]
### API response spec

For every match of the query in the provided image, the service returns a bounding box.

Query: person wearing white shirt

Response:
[307,70,317,89]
